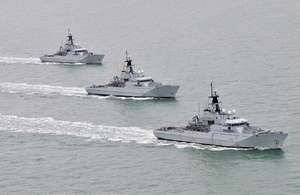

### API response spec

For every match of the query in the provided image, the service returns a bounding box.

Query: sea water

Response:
[0,0,299,194]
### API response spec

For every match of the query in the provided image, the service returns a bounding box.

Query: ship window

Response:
[138,79,152,82]
[208,121,214,125]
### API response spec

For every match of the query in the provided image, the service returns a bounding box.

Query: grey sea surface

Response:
[0,0,299,194]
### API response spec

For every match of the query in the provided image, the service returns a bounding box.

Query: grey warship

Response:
[85,52,179,98]
[40,30,104,64]
[153,83,288,149]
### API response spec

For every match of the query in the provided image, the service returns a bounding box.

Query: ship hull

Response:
[40,54,104,64]
[153,128,288,149]
[85,85,179,98]
[79,54,104,64]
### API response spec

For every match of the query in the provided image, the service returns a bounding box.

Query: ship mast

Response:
[209,82,220,112]
[67,29,73,46]
[125,51,134,73]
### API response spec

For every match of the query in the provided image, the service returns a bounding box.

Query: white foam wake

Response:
[0,113,251,151]
[0,113,155,144]
[0,57,42,64]
[0,82,158,100]
[0,56,87,65]
[0,82,98,99]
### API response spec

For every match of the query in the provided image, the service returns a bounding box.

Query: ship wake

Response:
[0,113,252,151]
[0,82,158,101]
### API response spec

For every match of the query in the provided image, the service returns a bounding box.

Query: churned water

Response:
[1,0,300,194]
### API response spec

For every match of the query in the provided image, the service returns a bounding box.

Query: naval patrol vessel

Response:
[153,83,288,149]
[40,30,104,64]
[85,52,179,98]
